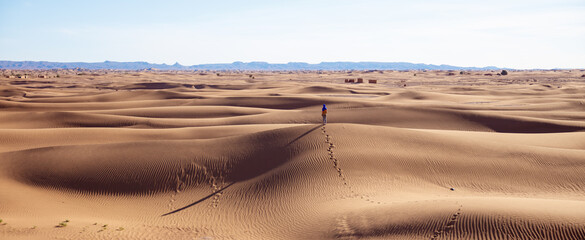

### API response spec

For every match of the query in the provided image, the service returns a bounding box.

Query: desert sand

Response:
[1,69,585,239]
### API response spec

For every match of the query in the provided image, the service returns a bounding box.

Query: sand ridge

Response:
[1,70,585,239]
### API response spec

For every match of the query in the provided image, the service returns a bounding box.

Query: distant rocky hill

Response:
[0,60,500,71]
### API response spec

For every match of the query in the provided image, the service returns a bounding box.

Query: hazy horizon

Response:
[1,0,584,69]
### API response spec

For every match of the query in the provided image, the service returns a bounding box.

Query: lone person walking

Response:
[322,104,327,125]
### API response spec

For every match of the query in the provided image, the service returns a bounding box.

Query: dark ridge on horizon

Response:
[0,60,506,71]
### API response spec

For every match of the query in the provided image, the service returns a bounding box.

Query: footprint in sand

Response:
[431,205,463,239]
[322,125,385,205]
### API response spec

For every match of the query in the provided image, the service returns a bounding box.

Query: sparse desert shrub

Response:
[501,70,508,75]
[447,72,456,76]
[581,74,585,77]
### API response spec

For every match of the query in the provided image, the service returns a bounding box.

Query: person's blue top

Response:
[322,104,327,111]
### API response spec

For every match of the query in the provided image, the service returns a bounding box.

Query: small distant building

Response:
[357,78,364,83]
[344,79,349,83]
[368,80,377,84]
[348,79,355,83]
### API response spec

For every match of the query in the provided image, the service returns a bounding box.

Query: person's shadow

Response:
[161,182,235,216]
[286,125,322,146]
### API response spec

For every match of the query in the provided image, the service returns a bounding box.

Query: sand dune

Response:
[1,70,585,239]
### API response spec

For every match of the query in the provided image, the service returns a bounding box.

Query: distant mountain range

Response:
[0,60,501,71]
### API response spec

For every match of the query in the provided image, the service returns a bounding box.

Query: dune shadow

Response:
[286,125,322,146]
[161,182,235,217]
[461,114,585,133]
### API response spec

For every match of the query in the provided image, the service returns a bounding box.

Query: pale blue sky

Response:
[1,0,584,69]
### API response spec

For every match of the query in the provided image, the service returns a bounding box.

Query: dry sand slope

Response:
[1,70,585,239]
